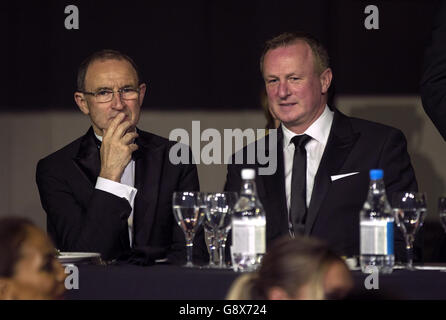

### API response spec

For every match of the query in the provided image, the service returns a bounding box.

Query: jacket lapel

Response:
[72,127,133,249]
[133,130,166,247]
[258,128,289,238]
[305,110,360,234]
[72,127,101,186]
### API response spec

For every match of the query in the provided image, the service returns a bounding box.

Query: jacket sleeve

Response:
[224,162,242,194]
[36,158,132,261]
[378,128,421,262]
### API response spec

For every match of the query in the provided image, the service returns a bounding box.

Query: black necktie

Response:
[290,134,312,236]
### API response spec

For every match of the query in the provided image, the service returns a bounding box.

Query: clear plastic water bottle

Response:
[360,169,395,274]
[231,168,266,272]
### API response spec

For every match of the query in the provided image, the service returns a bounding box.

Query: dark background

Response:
[2,0,446,263]
[0,0,439,110]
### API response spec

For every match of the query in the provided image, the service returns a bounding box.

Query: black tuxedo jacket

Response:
[36,127,207,263]
[225,109,418,260]
[421,1,446,141]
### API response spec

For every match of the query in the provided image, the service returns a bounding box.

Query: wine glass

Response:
[439,197,446,233]
[204,192,238,268]
[392,192,427,270]
[203,219,219,268]
[172,192,206,267]
[217,217,233,269]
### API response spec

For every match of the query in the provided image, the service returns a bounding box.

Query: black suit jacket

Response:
[36,127,208,263]
[421,1,446,141]
[225,109,418,260]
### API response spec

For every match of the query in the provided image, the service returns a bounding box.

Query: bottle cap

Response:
[241,168,256,180]
[370,169,383,180]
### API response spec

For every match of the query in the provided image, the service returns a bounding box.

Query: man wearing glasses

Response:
[36,50,207,263]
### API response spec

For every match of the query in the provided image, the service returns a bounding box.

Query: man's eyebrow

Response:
[265,73,299,78]
[120,84,138,89]
[93,86,112,91]
[90,84,137,92]
[98,84,136,89]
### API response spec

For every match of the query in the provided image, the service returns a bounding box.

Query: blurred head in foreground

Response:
[0,217,66,300]
[227,236,353,300]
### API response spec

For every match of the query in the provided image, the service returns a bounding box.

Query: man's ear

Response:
[74,92,90,115]
[266,286,291,300]
[320,68,333,94]
[138,83,147,107]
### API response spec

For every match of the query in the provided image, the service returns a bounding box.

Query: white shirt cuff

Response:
[95,177,137,206]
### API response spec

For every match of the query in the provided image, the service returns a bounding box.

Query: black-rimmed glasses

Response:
[82,87,140,103]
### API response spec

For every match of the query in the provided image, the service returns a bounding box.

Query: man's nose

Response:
[111,91,125,110]
[278,81,290,99]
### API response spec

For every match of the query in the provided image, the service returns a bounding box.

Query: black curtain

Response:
[0,0,438,110]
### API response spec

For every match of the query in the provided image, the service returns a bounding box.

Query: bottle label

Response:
[360,220,394,255]
[232,218,266,254]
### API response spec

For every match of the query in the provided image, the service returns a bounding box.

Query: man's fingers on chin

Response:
[129,144,139,152]
[123,131,139,143]
[107,113,126,133]
[114,120,133,138]
[121,120,135,133]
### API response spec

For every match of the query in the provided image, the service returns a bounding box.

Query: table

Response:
[65,264,238,300]
[64,264,446,300]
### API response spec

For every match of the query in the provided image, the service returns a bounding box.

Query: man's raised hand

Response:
[99,113,139,182]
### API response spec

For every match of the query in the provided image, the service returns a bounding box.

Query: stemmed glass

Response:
[392,192,427,270]
[217,204,236,269]
[203,219,219,268]
[438,197,446,272]
[204,192,238,268]
[172,192,206,267]
[439,197,446,233]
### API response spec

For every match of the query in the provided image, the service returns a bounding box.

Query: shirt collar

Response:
[94,132,103,142]
[282,105,334,148]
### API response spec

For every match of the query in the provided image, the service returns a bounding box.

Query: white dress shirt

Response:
[282,105,334,226]
[94,133,138,247]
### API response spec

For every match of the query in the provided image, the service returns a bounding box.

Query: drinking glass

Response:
[439,197,446,233]
[217,219,232,268]
[392,192,427,270]
[172,192,206,267]
[204,192,238,268]
[203,219,219,268]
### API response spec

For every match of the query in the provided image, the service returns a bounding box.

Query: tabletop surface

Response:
[63,263,446,300]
